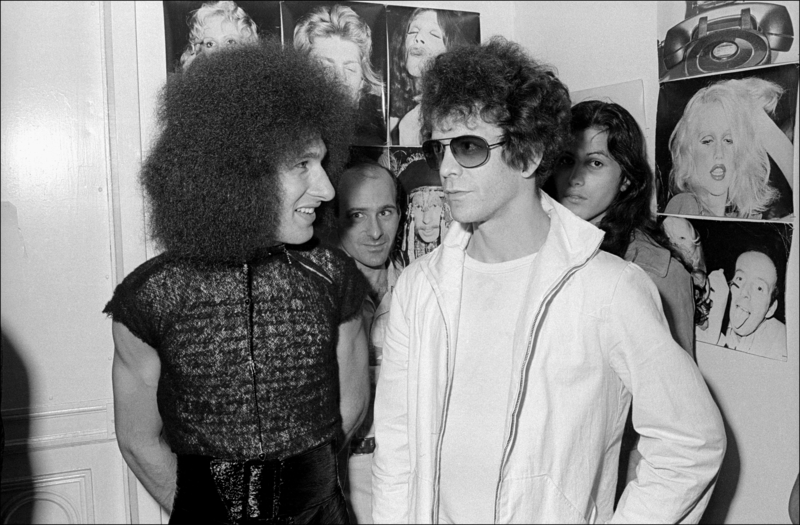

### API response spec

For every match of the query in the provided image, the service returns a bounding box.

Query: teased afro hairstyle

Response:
[142,38,355,263]
[419,36,571,182]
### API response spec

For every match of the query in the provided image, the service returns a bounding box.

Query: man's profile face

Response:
[728,251,778,337]
[431,116,523,226]
[337,166,400,270]
[275,137,334,245]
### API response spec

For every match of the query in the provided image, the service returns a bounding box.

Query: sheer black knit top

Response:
[103,244,369,461]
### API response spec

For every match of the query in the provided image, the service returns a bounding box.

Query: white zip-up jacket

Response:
[372,194,726,524]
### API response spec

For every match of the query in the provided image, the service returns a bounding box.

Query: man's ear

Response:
[766,299,778,319]
[521,150,544,180]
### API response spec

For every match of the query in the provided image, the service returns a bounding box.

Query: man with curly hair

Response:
[104,40,369,523]
[372,37,726,523]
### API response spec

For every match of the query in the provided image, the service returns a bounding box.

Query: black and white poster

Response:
[162,1,281,74]
[662,216,792,361]
[386,6,480,146]
[390,147,452,263]
[282,1,388,146]
[656,63,798,220]
[657,1,799,82]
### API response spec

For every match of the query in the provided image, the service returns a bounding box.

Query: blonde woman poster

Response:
[656,63,797,220]
[162,1,281,73]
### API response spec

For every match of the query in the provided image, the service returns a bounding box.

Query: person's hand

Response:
[707,268,728,300]
[696,269,728,345]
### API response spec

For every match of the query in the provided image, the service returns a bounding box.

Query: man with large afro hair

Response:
[104,38,370,523]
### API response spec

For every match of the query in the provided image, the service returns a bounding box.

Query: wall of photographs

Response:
[654,4,798,523]
[655,3,798,365]
[162,1,481,256]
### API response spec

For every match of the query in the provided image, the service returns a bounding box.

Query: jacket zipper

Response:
[431,314,453,524]
[491,251,598,523]
[244,262,266,460]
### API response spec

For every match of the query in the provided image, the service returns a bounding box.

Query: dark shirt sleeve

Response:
[102,256,170,348]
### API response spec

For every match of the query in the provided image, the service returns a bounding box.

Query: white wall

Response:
[1,1,128,522]
[514,3,800,524]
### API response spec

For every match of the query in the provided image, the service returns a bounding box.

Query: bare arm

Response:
[112,321,177,512]
[754,108,794,192]
[337,315,369,449]
[696,269,728,345]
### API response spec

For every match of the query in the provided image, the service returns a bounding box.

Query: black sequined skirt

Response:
[170,441,348,524]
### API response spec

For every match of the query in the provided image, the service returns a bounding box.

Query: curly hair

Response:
[669,77,782,218]
[293,4,384,100]
[565,100,683,262]
[142,38,355,263]
[419,37,572,181]
[178,0,259,71]
[389,8,469,120]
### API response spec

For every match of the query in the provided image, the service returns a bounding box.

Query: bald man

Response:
[335,162,404,523]
[718,250,787,360]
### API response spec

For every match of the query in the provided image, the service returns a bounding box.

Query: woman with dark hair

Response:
[550,100,695,357]
[389,8,469,145]
[548,99,697,502]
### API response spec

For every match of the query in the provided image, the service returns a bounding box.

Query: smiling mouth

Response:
[710,164,726,181]
[296,207,317,216]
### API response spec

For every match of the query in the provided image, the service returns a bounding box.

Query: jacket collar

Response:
[429,191,605,280]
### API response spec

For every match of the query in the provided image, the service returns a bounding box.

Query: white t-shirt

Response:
[439,251,536,524]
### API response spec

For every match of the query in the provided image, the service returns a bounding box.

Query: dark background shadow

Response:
[1,327,33,524]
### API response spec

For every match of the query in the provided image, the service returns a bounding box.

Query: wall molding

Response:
[1,469,95,523]
[1,400,115,453]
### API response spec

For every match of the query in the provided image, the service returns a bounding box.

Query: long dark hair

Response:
[389,8,468,119]
[570,100,684,262]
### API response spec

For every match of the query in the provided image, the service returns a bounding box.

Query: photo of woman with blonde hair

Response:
[657,66,796,220]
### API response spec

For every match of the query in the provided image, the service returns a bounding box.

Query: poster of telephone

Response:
[662,217,793,361]
[657,1,799,83]
[655,62,798,220]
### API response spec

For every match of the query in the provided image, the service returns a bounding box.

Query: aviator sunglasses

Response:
[421,135,505,171]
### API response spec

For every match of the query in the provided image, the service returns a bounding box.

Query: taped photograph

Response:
[387,6,480,146]
[657,1,798,82]
[656,63,797,219]
[283,1,388,146]
[662,216,792,361]
[163,1,281,74]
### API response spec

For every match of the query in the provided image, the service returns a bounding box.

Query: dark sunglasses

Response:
[421,135,505,170]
